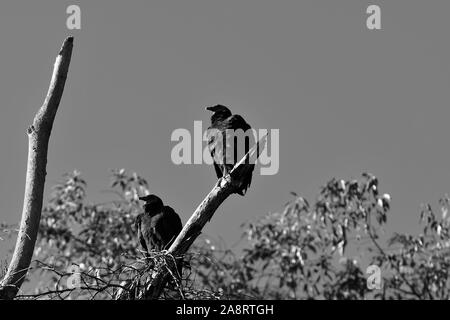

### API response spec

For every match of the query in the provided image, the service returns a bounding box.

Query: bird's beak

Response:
[205,106,213,111]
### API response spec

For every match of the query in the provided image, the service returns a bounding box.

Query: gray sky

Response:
[1,1,450,257]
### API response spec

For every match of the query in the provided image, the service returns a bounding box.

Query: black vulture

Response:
[206,105,255,196]
[135,194,183,275]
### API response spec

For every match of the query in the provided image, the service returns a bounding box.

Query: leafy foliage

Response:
[22,171,450,299]
[29,169,148,299]
[192,174,387,299]
[192,174,450,299]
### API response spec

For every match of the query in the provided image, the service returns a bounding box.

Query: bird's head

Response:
[139,194,163,213]
[206,105,232,123]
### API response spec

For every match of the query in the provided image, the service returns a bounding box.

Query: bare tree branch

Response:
[0,37,74,300]
[141,134,268,299]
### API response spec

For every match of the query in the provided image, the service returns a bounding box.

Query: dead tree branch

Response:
[142,134,268,299]
[0,37,74,300]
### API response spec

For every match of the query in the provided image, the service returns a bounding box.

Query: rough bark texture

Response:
[144,134,267,299]
[0,37,74,300]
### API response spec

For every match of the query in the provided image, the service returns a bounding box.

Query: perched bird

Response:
[135,194,183,274]
[206,105,255,196]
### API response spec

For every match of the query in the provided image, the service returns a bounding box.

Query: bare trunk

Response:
[0,37,74,299]
[143,134,267,299]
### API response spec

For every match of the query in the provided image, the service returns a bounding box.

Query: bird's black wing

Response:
[207,120,240,177]
[160,206,184,276]
[159,206,182,249]
[226,114,255,195]
[227,114,254,161]
[206,124,227,179]
[135,213,149,254]
[146,213,165,251]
